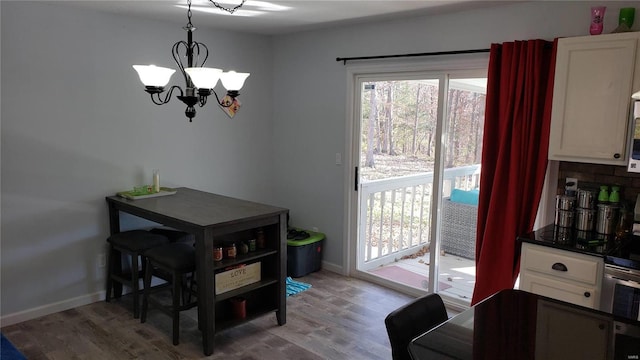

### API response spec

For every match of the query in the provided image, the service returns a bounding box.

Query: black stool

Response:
[141,242,197,345]
[150,228,195,245]
[105,230,170,318]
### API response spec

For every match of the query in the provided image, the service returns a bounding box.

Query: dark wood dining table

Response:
[409,289,640,360]
[106,187,288,355]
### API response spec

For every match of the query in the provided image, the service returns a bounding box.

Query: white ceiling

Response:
[57,0,520,35]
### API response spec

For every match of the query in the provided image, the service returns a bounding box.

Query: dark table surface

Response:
[409,289,640,360]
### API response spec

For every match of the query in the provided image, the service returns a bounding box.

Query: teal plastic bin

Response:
[287,229,324,277]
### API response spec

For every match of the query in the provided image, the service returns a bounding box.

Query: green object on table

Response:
[117,187,177,200]
[131,186,153,196]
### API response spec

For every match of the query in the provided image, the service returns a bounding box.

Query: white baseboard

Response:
[1,291,105,327]
[2,263,344,327]
[321,260,344,275]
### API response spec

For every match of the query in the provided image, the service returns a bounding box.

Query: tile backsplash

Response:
[557,162,640,208]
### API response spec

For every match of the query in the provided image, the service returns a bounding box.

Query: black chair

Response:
[385,293,449,360]
[141,242,198,345]
[105,230,171,318]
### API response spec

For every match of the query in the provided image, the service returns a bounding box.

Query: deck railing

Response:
[358,164,481,271]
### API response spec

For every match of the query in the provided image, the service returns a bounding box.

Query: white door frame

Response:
[342,56,490,296]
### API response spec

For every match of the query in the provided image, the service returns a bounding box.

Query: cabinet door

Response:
[521,271,598,309]
[549,32,639,165]
[535,300,611,360]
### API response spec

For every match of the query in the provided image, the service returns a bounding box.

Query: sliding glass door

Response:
[348,68,486,308]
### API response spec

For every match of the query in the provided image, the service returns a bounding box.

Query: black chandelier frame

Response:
[141,0,247,121]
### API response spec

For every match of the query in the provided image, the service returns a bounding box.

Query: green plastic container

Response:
[287,229,325,278]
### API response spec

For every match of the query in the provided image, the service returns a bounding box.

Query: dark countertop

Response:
[517,224,640,271]
[409,289,640,360]
[517,223,614,257]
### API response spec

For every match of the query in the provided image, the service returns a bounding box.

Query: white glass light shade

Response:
[633,91,640,100]
[185,67,223,89]
[220,71,250,91]
[132,65,175,87]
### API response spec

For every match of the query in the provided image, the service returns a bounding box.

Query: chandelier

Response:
[133,0,250,122]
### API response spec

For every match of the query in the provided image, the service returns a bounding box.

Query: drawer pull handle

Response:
[552,262,567,272]
[584,291,591,298]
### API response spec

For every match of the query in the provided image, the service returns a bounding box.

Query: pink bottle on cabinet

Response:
[590,6,606,35]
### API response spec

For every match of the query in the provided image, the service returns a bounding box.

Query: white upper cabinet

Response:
[548,32,640,165]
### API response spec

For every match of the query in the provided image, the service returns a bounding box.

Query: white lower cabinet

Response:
[520,242,603,309]
[535,299,611,359]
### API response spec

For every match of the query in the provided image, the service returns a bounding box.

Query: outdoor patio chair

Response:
[441,197,478,260]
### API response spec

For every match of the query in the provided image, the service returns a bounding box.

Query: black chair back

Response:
[385,293,448,360]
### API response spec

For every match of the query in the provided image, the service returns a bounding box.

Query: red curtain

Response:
[471,39,557,305]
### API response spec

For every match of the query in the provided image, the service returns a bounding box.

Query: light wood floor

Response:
[2,270,427,360]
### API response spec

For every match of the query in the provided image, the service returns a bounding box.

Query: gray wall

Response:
[2,0,639,322]
[1,1,274,320]
[270,1,640,269]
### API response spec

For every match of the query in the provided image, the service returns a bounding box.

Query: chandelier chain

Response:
[186,0,193,28]
[209,0,246,14]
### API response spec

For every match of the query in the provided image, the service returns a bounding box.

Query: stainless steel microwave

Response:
[627,101,640,173]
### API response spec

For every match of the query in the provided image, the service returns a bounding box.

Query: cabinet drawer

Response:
[522,271,598,309]
[521,243,601,286]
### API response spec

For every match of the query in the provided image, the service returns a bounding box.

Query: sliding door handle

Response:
[354,166,359,191]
